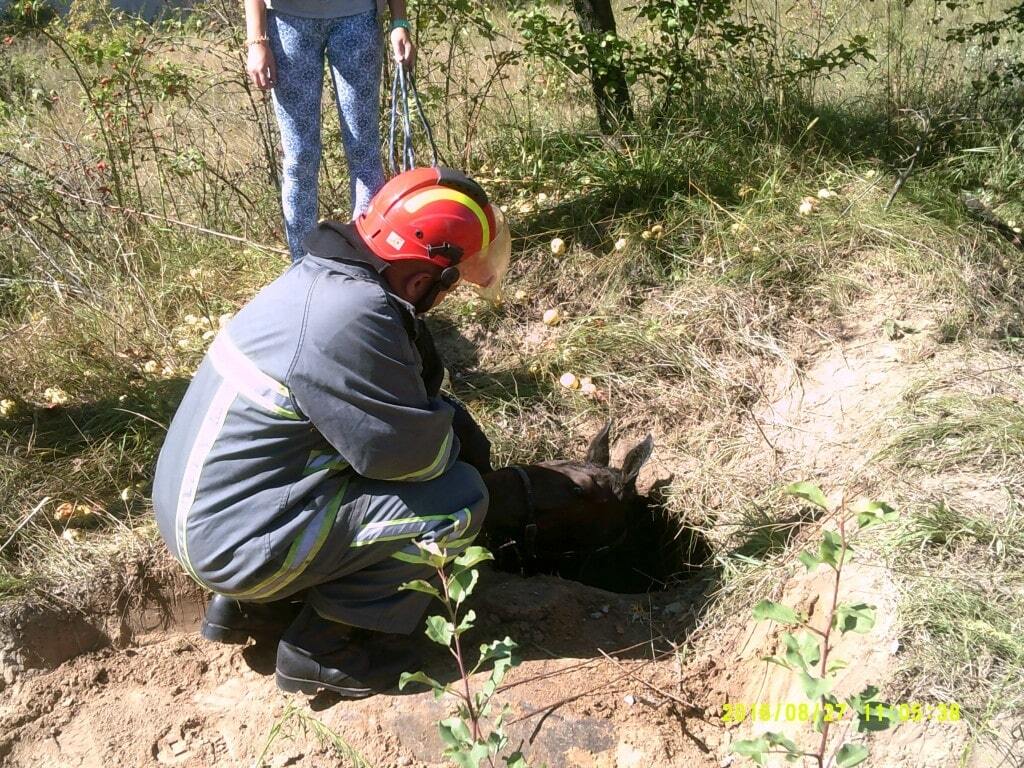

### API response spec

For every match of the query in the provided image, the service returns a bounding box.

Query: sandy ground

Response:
[1,300,1018,767]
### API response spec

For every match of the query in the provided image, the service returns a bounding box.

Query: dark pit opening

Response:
[491,503,712,594]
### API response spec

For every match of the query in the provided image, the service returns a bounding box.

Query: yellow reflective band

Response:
[387,428,453,482]
[226,479,348,600]
[350,513,456,548]
[359,513,458,530]
[303,449,349,476]
[402,189,489,250]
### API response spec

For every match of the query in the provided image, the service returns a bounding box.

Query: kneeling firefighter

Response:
[152,167,511,697]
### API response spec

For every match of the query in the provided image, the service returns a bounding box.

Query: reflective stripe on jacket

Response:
[152,223,459,594]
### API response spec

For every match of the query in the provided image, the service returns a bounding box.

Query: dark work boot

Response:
[275,604,423,698]
[200,594,302,644]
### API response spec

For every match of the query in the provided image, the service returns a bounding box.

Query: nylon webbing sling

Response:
[388,60,440,174]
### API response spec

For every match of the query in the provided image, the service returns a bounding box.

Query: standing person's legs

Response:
[324,9,386,218]
[268,12,328,261]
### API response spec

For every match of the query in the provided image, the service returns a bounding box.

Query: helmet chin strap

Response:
[414,266,461,315]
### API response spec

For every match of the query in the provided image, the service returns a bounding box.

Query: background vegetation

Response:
[0,0,1022,758]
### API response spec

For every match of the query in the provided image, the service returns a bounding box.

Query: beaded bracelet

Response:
[245,35,269,48]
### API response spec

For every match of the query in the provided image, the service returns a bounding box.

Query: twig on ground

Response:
[0,498,52,556]
[597,649,703,715]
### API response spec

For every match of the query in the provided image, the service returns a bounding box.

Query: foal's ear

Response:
[585,421,613,467]
[620,434,654,487]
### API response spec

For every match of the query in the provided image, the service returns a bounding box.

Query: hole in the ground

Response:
[488,497,712,594]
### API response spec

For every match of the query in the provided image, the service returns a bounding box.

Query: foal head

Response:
[484,422,656,583]
[527,422,654,557]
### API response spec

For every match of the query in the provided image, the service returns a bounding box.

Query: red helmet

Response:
[356,167,511,298]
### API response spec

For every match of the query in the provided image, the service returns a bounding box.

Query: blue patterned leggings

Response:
[268,9,386,261]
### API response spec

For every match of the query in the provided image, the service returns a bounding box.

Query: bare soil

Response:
[0,302,1012,767]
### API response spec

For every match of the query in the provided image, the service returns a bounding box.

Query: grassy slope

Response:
[1,0,1022,756]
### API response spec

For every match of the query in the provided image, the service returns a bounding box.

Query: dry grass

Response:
[873,366,1024,724]
[1,2,1023,748]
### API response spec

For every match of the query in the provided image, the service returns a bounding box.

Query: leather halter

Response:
[509,465,538,559]
[497,464,635,576]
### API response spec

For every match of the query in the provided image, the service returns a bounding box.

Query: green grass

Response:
[253,703,370,768]
[876,373,1024,730]
[880,390,1024,473]
[0,3,1023,753]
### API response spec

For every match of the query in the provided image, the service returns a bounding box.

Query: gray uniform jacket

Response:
[152,223,460,599]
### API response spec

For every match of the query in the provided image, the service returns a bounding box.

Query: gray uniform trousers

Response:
[277,461,487,634]
[159,459,488,635]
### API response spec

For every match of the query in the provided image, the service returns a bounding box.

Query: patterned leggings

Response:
[268,9,386,261]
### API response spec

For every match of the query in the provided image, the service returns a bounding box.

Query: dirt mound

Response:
[0,570,725,767]
[0,302,1001,768]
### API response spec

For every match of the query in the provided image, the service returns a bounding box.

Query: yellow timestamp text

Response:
[721,701,961,724]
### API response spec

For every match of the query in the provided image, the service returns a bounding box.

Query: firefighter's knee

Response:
[445,460,489,538]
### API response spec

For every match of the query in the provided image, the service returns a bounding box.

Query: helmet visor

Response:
[458,206,511,301]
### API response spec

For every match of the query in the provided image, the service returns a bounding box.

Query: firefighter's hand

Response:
[445,396,493,475]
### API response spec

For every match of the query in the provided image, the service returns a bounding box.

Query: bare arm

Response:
[387,0,416,66]
[243,0,277,90]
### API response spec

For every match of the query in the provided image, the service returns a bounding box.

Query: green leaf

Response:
[486,728,507,752]
[819,530,845,569]
[399,670,445,696]
[393,548,432,567]
[762,654,793,670]
[398,578,441,600]
[845,685,880,714]
[856,705,897,733]
[475,680,497,713]
[505,752,528,768]
[782,631,821,673]
[752,600,801,625]
[833,603,876,634]
[731,736,768,765]
[846,686,896,733]
[425,615,455,646]
[798,550,822,572]
[827,658,849,674]
[478,637,520,665]
[414,540,450,569]
[799,671,832,699]
[448,742,491,768]
[784,481,829,510]
[854,499,898,529]
[457,608,477,634]
[764,731,799,755]
[835,743,870,767]
[438,717,472,747]
[448,567,479,605]
[453,545,494,571]
[489,649,518,689]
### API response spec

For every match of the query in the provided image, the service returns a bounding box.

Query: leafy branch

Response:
[733,483,900,768]
[399,543,532,768]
